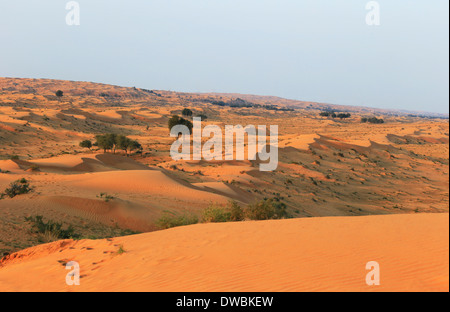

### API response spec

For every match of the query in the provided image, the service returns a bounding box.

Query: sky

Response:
[0,0,448,114]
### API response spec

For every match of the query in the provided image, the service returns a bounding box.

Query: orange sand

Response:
[0,213,447,292]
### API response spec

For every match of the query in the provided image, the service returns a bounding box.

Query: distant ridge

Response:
[1,77,448,118]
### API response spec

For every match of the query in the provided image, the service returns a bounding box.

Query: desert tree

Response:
[196,114,208,120]
[337,113,351,119]
[182,108,193,117]
[168,115,193,133]
[79,140,92,150]
[128,140,142,155]
[95,134,115,153]
[116,135,132,156]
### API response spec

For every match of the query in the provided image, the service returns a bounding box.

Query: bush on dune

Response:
[25,215,80,243]
[202,201,245,223]
[2,178,32,198]
[229,201,245,222]
[156,212,199,230]
[155,199,290,230]
[244,198,289,221]
[202,205,231,223]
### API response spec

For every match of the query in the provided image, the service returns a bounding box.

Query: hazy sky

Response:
[0,1,448,113]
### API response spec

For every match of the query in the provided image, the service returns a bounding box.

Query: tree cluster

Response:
[319,111,351,119]
[92,134,142,155]
[361,117,385,124]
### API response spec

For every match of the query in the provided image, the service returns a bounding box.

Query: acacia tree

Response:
[95,134,142,156]
[55,90,63,99]
[116,135,132,156]
[79,140,92,150]
[182,108,193,117]
[95,134,114,153]
[168,115,193,133]
[129,140,142,155]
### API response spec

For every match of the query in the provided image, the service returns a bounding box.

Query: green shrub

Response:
[25,215,79,242]
[116,244,126,255]
[202,201,244,223]
[245,198,289,220]
[97,193,115,202]
[156,212,199,230]
[202,205,231,223]
[3,179,32,198]
[229,201,245,222]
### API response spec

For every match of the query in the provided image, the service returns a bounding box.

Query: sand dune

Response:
[28,154,98,168]
[193,182,254,203]
[0,213,447,292]
[0,78,448,291]
[39,196,156,232]
[0,160,21,172]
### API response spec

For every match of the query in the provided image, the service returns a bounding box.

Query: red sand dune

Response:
[0,213,447,292]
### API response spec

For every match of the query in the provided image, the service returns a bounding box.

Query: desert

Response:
[0,77,448,292]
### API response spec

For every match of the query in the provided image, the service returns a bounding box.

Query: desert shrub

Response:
[3,179,32,198]
[25,216,79,242]
[10,155,19,160]
[228,201,245,222]
[156,212,199,230]
[97,193,115,202]
[55,90,64,98]
[202,201,244,223]
[196,114,208,120]
[202,205,231,223]
[116,244,126,255]
[245,198,289,220]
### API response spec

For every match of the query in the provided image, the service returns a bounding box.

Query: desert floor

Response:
[0,78,448,291]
